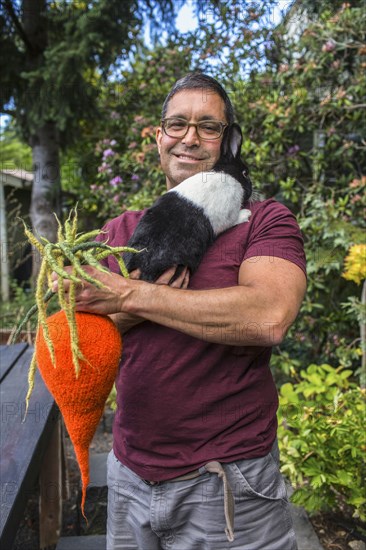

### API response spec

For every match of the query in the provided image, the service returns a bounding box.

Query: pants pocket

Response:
[228,451,288,501]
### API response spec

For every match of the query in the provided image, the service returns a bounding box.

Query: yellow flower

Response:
[342,244,366,285]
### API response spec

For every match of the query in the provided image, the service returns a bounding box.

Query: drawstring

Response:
[204,461,235,542]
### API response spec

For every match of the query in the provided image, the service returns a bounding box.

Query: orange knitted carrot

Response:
[35,310,122,518]
[14,210,135,519]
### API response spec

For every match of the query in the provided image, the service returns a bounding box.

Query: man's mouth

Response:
[174,153,205,163]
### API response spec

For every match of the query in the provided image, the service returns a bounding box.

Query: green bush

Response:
[0,281,60,333]
[278,363,366,520]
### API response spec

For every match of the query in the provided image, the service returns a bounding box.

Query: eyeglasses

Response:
[161,117,227,140]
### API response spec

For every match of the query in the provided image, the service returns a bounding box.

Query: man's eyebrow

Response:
[199,115,219,121]
[166,114,219,121]
[166,114,188,120]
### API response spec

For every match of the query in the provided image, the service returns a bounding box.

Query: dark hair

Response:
[161,72,235,125]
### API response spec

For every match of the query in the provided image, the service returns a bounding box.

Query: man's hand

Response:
[108,266,190,334]
[110,267,189,334]
[138,266,190,289]
[51,265,190,330]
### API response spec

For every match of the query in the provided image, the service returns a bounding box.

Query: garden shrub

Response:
[278,363,366,520]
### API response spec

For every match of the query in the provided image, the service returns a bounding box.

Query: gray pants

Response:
[106,444,297,550]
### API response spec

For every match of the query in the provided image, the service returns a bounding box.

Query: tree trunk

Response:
[21,0,62,280]
[29,122,61,280]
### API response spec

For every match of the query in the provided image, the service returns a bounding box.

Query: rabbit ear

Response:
[222,123,243,159]
[229,123,243,158]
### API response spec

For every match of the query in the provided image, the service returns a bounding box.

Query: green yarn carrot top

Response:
[13,206,137,414]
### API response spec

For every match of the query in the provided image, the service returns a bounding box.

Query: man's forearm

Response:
[122,283,286,346]
[56,259,305,347]
[121,257,306,346]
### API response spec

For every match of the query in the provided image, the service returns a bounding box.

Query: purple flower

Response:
[131,174,140,181]
[110,176,123,186]
[103,148,115,159]
[98,162,109,173]
[287,145,300,156]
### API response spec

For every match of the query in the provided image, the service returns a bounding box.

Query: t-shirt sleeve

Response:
[93,211,143,273]
[94,221,115,269]
[243,200,307,276]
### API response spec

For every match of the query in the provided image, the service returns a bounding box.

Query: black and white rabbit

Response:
[123,123,252,282]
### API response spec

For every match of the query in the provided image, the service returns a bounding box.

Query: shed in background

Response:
[0,169,33,301]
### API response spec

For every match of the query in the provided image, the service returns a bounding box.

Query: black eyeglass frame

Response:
[161,117,228,140]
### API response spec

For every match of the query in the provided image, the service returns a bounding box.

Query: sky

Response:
[175,0,294,32]
[176,1,198,32]
[143,1,293,55]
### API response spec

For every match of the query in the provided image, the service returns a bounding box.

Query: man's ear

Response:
[156,126,163,154]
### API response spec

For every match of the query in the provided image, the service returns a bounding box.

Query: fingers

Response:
[51,279,83,297]
[169,266,190,288]
[47,268,128,316]
[51,270,86,294]
[181,268,190,289]
[155,266,190,288]
[129,269,141,280]
[155,266,177,286]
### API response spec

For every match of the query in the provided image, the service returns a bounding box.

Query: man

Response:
[56,73,306,549]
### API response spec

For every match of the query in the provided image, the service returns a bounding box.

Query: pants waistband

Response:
[142,468,202,486]
[142,461,234,543]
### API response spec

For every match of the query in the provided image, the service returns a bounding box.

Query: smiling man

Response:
[156,88,228,188]
[57,73,306,549]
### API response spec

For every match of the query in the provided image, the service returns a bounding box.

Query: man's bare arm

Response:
[55,257,306,346]
[123,256,306,346]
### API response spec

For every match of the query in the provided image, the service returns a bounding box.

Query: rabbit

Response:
[123,123,252,283]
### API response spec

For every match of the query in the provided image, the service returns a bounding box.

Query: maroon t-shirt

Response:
[98,198,306,481]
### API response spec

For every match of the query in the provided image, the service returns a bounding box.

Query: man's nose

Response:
[181,125,200,146]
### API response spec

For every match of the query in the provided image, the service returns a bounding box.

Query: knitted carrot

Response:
[13,207,139,520]
[36,310,121,517]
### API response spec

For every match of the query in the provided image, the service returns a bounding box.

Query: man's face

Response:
[156,90,226,189]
